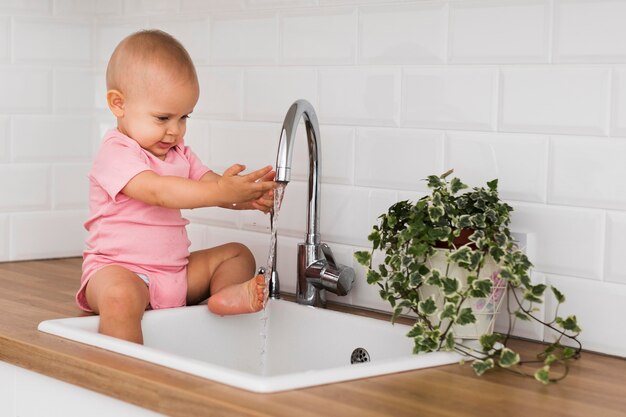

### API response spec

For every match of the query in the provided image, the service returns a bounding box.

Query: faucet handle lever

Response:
[320,243,336,267]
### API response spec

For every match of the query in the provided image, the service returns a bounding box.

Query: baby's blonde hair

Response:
[106,29,197,96]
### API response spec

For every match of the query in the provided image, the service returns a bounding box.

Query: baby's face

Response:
[117,73,199,160]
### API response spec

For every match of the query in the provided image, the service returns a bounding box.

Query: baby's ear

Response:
[106,89,125,117]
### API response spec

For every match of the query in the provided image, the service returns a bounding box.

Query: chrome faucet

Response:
[270,99,354,307]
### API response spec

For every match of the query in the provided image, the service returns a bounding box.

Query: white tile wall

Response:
[13,18,92,64]
[0,17,9,63]
[449,0,550,64]
[445,131,548,202]
[499,67,610,135]
[319,66,400,126]
[355,127,443,191]
[209,12,278,65]
[1,0,625,359]
[549,136,626,210]
[554,0,626,63]
[11,116,93,162]
[402,67,498,131]
[605,211,626,285]
[359,3,447,65]
[280,7,356,65]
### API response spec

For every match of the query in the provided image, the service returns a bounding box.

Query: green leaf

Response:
[556,315,582,333]
[407,323,424,338]
[450,177,467,194]
[562,347,577,359]
[354,250,371,266]
[551,286,566,303]
[534,366,551,384]
[366,270,381,285]
[472,359,495,376]
[442,277,461,295]
[514,311,531,321]
[367,230,381,249]
[479,333,502,351]
[439,302,457,321]
[531,284,547,297]
[444,332,456,351]
[487,179,498,191]
[543,354,558,366]
[470,278,493,298]
[455,308,476,325]
[418,297,437,316]
[499,348,521,368]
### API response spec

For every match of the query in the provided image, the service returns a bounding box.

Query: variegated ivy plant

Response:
[354,170,582,384]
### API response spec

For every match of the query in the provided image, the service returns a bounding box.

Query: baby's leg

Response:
[85,265,150,344]
[186,242,265,315]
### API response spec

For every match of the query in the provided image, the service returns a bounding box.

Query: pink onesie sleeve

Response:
[90,136,151,202]
[183,145,211,181]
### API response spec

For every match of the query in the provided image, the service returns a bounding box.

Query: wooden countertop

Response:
[1,258,625,417]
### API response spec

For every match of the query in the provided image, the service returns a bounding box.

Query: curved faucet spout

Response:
[275,99,321,246]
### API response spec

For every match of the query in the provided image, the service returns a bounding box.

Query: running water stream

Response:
[259,182,287,374]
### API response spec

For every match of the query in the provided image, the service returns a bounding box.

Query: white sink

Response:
[38,299,461,393]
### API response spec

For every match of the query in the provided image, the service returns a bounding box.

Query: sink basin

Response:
[38,299,462,393]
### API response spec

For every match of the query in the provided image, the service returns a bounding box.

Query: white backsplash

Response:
[0,0,625,357]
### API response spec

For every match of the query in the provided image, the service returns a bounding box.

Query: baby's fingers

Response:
[223,164,246,177]
[244,165,274,182]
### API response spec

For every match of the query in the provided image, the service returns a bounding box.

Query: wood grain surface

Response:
[0,258,624,417]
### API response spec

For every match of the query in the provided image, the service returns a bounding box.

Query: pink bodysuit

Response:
[76,129,210,312]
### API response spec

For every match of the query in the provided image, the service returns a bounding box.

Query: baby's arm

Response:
[200,167,275,213]
[121,164,275,209]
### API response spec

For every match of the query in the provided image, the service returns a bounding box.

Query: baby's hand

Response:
[217,164,277,208]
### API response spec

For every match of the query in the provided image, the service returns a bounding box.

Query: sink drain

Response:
[350,347,370,364]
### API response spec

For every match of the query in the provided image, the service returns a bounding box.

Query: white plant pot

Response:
[418,249,507,340]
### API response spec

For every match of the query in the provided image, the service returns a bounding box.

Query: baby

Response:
[75,30,276,344]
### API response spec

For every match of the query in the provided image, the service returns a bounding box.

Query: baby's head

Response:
[106,30,199,160]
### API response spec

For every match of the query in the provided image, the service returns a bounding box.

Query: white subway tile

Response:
[183,117,210,163]
[247,0,318,8]
[195,67,242,119]
[210,12,278,65]
[605,211,626,285]
[94,70,108,111]
[184,206,242,229]
[449,0,550,63]
[511,203,604,281]
[0,16,9,63]
[359,2,446,64]
[445,131,549,203]
[124,0,179,14]
[52,163,90,209]
[554,0,626,62]
[402,67,497,131]
[610,67,626,136]
[208,121,277,172]
[13,18,92,64]
[11,116,93,162]
[186,222,208,252]
[319,67,400,126]
[317,125,354,185]
[499,67,610,135]
[53,0,121,16]
[0,0,50,13]
[180,0,245,12]
[544,274,626,357]
[320,183,369,246]
[94,17,150,64]
[276,234,299,294]
[0,214,8,262]
[0,165,50,210]
[242,207,272,234]
[54,69,97,113]
[243,68,316,122]
[355,127,443,191]
[549,136,626,210]
[280,7,356,65]
[149,16,211,64]
[0,68,50,113]
[10,210,87,260]
[202,225,270,271]
[0,116,8,162]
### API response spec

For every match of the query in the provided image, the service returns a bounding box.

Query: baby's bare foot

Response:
[207,275,266,316]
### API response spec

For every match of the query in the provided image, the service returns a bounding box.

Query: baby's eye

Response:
[156,116,169,122]
[181,115,190,120]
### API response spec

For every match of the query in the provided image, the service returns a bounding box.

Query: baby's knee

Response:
[97,282,148,317]
[225,242,253,260]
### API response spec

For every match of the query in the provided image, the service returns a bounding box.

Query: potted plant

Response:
[354,170,582,384]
